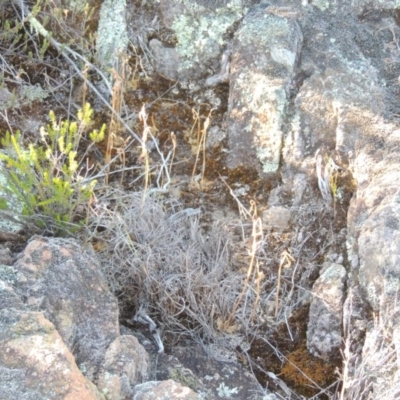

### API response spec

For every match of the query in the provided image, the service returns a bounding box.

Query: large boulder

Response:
[1,237,151,400]
[12,236,121,381]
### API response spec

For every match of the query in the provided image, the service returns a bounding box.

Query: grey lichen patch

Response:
[255,85,287,173]
[353,0,400,8]
[359,265,381,310]
[169,367,200,393]
[19,84,48,104]
[0,266,18,286]
[0,169,25,229]
[96,0,128,69]
[312,0,335,12]
[237,13,293,50]
[149,39,182,80]
[0,85,48,109]
[0,88,15,109]
[171,0,246,72]
[310,0,400,13]
[216,382,238,398]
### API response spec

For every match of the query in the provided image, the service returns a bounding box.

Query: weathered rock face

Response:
[261,6,400,389]
[0,237,151,400]
[232,0,400,395]
[12,236,121,381]
[196,0,398,190]
[133,379,200,400]
[349,190,400,312]
[0,308,105,400]
[312,0,400,13]
[97,335,151,399]
[120,321,268,399]
[227,5,303,174]
[4,0,400,397]
[141,0,400,393]
[148,0,250,81]
[307,263,347,360]
[159,343,263,399]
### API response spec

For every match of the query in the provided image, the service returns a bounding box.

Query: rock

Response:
[274,0,400,348]
[206,125,226,149]
[13,236,120,381]
[170,344,264,399]
[0,309,105,400]
[262,0,400,396]
[227,4,303,175]
[6,0,400,397]
[135,0,400,396]
[97,0,128,71]
[133,379,200,400]
[262,206,291,232]
[97,335,150,400]
[149,39,182,81]
[154,0,247,80]
[0,278,25,311]
[6,236,150,399]
[311,0,400,14]
[350,197,400,311]
[307,263,347,360]
[150,341,265,400]
[0,246,15,267]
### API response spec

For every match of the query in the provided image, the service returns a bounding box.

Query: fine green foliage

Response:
[0,103,106,234]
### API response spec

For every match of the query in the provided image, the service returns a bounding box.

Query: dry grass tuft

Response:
[87,188,275,351]
[336,295,400,400]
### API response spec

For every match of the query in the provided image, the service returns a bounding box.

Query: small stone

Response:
[262,206,291,232]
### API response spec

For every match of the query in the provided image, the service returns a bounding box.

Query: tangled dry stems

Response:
[336,297,400,400]
[88,188,278,349]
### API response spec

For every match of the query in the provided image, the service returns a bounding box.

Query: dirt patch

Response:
[249,307,341,398]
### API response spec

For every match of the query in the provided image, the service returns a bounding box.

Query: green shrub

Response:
[0,103,105,235]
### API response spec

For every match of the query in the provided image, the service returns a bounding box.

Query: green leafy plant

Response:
[0,103,105,234]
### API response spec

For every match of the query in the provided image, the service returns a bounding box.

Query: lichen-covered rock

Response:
[312,0,400,13]
[154,342,264,399]
[133,379,200,400]
[13,236,120,381]
[227,4,302,174]
[0,309,105,400]
[2,236,151,399]
[0,246,14,266]
[283,10,384,166]
[96,0,128,82]
[148,39,182,81]
[153,0,247,80]
[307,263,347,360]
[97,335,150,400]
[262,206,291,232]
[350,196,400,311]
[0,278,25,310]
